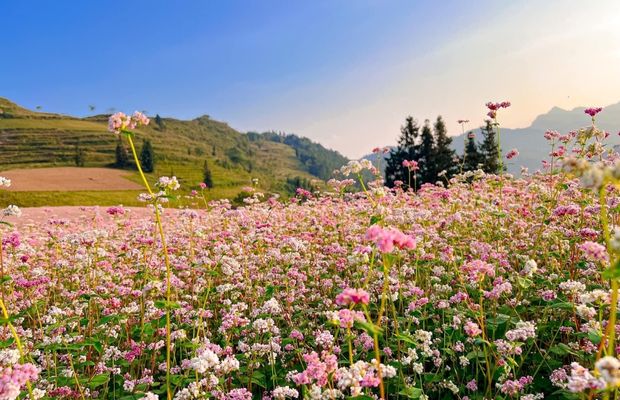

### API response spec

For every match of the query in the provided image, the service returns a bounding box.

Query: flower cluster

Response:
[486,101,511,118]
[108,111,150,134]
[365,225,416,253]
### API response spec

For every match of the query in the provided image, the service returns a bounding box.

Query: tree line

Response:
[385,116,501,189]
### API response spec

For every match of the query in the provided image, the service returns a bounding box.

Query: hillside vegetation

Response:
[0,98,348,205]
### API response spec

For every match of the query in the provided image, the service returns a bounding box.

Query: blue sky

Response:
[2,1,620,157]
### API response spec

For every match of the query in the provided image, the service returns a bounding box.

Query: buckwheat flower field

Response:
[3,108,620,400]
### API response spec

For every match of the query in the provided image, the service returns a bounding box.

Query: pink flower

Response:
[464,320,482,337]
[402,160,419,171]
[365,225,416,253]
[107,111,150,134]
[506,148,519,160]
[337,309,365,328]
[108,112,131,134]
[335,288,370,306]
[579,241,608,262]
[131,111,150,127]
[106,206,125,216]
[584,107,603,118]
[0,363,39,400]
[486,101,511,119]
[544,130,561,140]
[462,259,495,282]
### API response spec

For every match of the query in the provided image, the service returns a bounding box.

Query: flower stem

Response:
[127,134,173,400]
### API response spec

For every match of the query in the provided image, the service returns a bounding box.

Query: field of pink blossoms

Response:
[2,106,620,400]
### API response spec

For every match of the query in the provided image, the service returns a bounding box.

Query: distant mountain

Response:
[453,102,620,173]
[365,102,620,175]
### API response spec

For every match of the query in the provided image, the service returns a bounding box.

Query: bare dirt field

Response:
[0,167,143,191]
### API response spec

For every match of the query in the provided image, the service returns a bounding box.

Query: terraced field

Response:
[0,98,329,205]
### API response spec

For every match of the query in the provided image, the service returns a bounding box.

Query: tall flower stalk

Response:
[486,101,511,175]
[457,119,469,174]
[109,111,175,400]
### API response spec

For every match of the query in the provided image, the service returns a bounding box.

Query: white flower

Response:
[0,349,20,366]
[0,177,11,187]
[272,386,299,399]
[189,349,219,374]
[595,356,620,387]
[2,205,21,217]
[156,176,180,192]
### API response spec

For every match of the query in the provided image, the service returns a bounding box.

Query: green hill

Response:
[0,97,349,206]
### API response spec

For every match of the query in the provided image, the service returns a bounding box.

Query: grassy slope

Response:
[0,98,319,206]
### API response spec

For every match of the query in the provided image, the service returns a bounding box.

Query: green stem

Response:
[599,184,619,356]
[127,133,173,400]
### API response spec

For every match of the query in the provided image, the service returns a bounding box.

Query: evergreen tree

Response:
[385,116,420,187]
[418,120,436,185]
[155,114,165,130]
[463,132,482,172]
[140,139,155,173]
[115,138,129,168]
[479,120,501,174]
[202,160,213,189]
[432,116,457,180]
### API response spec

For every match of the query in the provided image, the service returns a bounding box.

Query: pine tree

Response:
[385,116,420,188]
[140,139,155,173]
[202,160,213,188]
[463,132,482,172]
[479,120,501,174]
[155,114,165,131]
[418,120,436,185]
[432,116,457,180]
[115,138,129,168]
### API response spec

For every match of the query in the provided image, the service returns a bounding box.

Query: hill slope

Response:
[0,98,348,204]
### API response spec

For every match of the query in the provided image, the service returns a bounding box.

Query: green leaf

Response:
[486,313,511,326]
[88,373,110,388]
[398,386,423,399]
[588,330,602,345]
[549,343,577,356]
[354,320,383,336]
[92,341,103,354]
[370,215,382,225]
[395,333,416,345]
[549,301,574,310]
[154,300,180,310]
[516,276,532,289]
